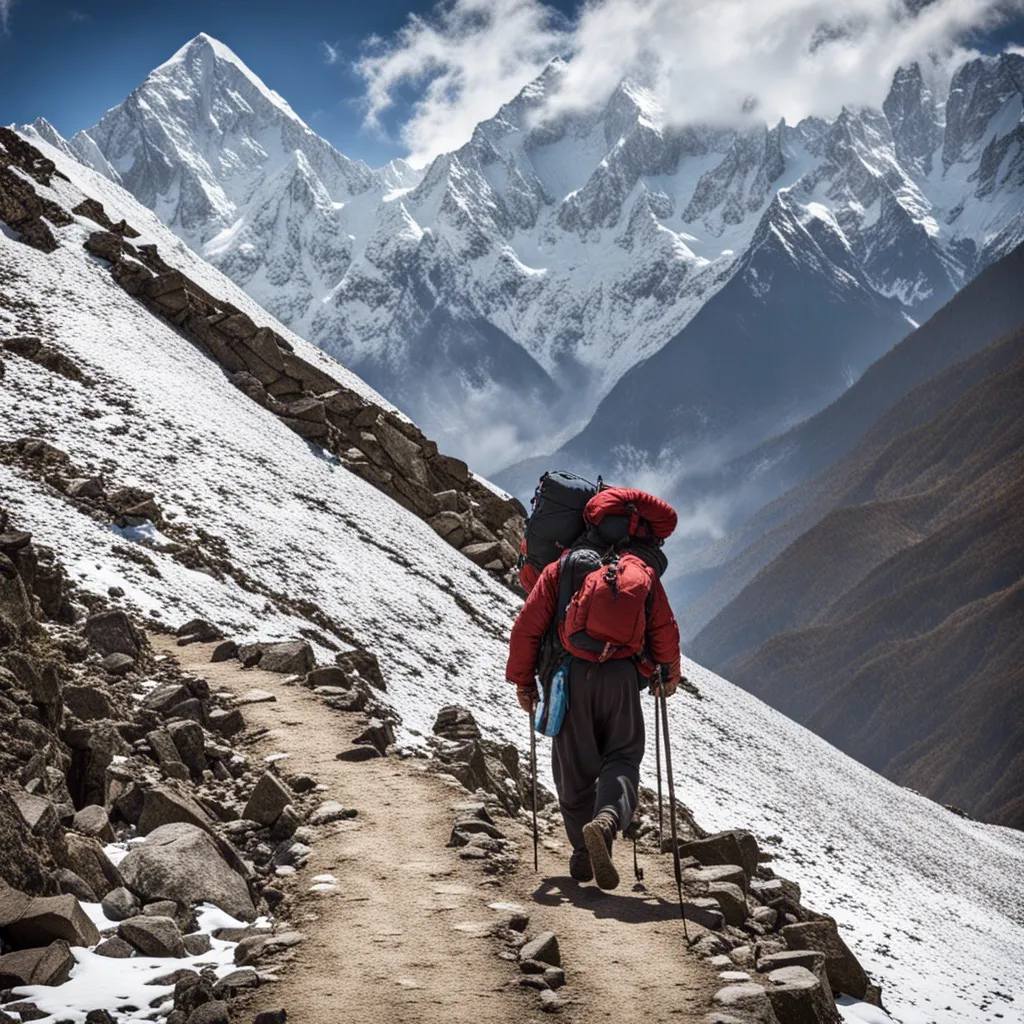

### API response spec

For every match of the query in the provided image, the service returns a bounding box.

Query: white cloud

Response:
[0,0,17,34]
[322,41,340,65]
[358,0,1021,165]
[357,0,569,166]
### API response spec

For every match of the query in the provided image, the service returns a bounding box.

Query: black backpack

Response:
[518,471,599,589]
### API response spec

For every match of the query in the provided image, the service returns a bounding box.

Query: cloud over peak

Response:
[358,0,1022,166]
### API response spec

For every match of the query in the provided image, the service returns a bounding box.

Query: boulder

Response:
[166,720,207,776]
[258,641,314,675]
[11,792,66,862]
[765,966,842,1024]
[101,886,141,923]
[119,915,187,958]
[683,864,749,893]
[147,730,190,780]
[679,830,760,879]
[54,868,97,904]
[83,610,141,658]
[461,541,502,567]
[186,1000,229,1024]
[519,932,560,967]
[304,666,349,689]
[332,650,386,691]
[432,705,481,742]
[136,784,214,835]
[72,804,115,843]
[94,935,135,959]
[0,940,75,987]
[782,919,870,999]
[60,832,122,899]
[175,619,223,644]
[210,640,239,663]
[242,772,292,827]
[0,791,57,895]
[118,823,256,921]
[758,950,829,990]
[101,653,135,676]
[207,708,244,737]
[0,892,100,949]
[63,684,112,721]
[707,882,749,927]
[143,683,190,713]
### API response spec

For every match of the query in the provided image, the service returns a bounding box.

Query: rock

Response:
[147,730,190,780]
[212,967,258,998]
[185,1001,229,1024]
[233,930,304,967]
[0,892,101,949]
[143,683,191,713]
[461,541,502,567]
[682,899,726,931]
[680,831,760,879]
[432,705,481,742]
[101,652,135,676]
[62,684,112,721]
[353,720,394,756]
[101,886,141,922]
[751,877,802,906]
[239,689,276,704]
[758,950,828,988]
[176,619,223,643]
[53,869,97,903]
[519,932,560,967]
[120,915,187,958]
[684,864,749,893]
[334,649,386,691]
[183,932,212,956]
[766,966,842,1024]
[72,804,115,843]
[94,935,135,958]
[243,772,292,827]
[207,708,245,737]
[308,802,357,826]
[783,919,870,999]
[167,720,207,776]
[83,610,141,658]
[707,882,749,927]
[269,805,301,841]
[118,822,256,921]
[336,745,382,762]
[753,906,778,929]
[60,833,122,899]
[252,1011,287,1024]
[137,784,214,835]
[543,966,565,990]
[258,641,314,675]
[0,940,75,987]
[210,640,239,663]
[65,477,104,499]
[712,983,781,1022]
[11,793,65,862]
[539,989,564,1013]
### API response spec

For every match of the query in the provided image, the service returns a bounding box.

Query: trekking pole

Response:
[658,674,690,944]
[529,703,539,872]
[654,679,664,844]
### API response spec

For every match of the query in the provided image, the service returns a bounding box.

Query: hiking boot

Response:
[582,812,619,890]
[569,848,593,882]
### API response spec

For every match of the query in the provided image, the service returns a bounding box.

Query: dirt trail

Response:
[157,637,719,1024]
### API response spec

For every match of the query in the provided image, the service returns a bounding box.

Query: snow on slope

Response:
[2,141,1023,1024]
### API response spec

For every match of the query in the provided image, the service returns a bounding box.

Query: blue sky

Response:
[0,0,574,164]
[1,0,1021,169]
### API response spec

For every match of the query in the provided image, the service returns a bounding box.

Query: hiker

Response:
[507,478,682,890]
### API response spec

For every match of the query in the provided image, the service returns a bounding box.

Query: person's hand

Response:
[650,658,682,697]
[517,687,538,713]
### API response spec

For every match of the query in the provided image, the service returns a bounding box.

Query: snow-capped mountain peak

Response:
[39,41,1024,473]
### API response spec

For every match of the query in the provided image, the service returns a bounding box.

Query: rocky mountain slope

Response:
[671,240,1024,636]
[30,39,1024,471]
[686,320,1024,828]
[2,126,1024,1023]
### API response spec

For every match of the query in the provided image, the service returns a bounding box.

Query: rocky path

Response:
[158,637,719,1024]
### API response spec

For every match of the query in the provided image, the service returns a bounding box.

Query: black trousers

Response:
[551,657,646,853]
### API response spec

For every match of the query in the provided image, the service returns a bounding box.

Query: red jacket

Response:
[506,557,681,688]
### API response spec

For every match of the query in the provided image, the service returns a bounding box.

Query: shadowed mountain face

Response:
[669,241,1024,635]
[689,324,1024,828]
[29,40,1024,471]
